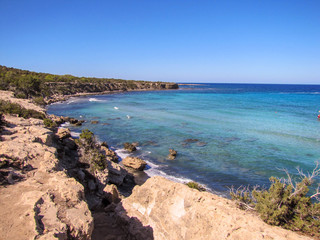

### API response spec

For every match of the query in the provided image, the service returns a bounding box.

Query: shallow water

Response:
[48,83,320,195]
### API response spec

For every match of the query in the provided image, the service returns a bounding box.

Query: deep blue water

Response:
[48,83,320,195]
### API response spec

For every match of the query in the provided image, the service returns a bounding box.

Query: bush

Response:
[13,91,27,99]
[0,100,45,119]
[91,150,107,171]
[33,96,46,106]
[230,163,320,238]
[80,129,94,145]
[43,118,57,128]
[186,181,206,192]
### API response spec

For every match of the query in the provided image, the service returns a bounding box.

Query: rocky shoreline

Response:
[0,90,313,240]
[44,81,179,104]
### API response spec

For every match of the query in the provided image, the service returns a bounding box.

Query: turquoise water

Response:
[48,84,320,195]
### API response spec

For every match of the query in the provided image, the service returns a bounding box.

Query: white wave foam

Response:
[114,147,218,195]
[71,132,80,138]
[115,148,131,160]
[114,106,119,110]
[60,122,71,127]
[89,98,105,102]
[144,160,193,184]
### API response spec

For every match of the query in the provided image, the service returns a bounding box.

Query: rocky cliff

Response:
[44,81,178,103]
[0,115,93,239]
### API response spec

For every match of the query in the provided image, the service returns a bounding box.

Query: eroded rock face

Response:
[122,157,147,171]
[56,127,71,140]
[115,176,312,240]
[0,115,94,240]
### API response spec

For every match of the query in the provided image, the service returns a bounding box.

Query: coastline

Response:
[0,89,314,239]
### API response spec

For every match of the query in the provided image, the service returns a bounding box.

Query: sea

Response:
[47,83,320,196]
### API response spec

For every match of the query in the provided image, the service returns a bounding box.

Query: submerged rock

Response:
[196,141,207,147]
[183,138,199,143]
[122,157,147,171]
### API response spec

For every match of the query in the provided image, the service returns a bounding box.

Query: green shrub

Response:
[0,100,45,119]
[186,181,206,192]
[91,150,107,171]
[33,96,46,106]
[230,164,320,238]
[13,91,27,99]
[43,118,57,128]
[80,129,94,145]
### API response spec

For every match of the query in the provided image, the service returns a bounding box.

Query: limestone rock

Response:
[103,184,121,204]
[56,128,71,140]
[107,161,127,186]
[123,142,137,152]
[101,146,119,163]
[0,113,93,240]
[62,137,77,150]
[116,176,312,240]
[122,157,147,171]
[168,148,177,160]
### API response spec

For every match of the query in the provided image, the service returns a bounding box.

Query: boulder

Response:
[168,148,177,160]
[122,157,147,171]
[56,128,71,140]
[62,137,77,150]
[107,161,127,186]
[103,184,121,204]
[123,142,137,152]
[101,146,119,163]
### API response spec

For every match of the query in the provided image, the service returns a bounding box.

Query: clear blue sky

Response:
[0,0,319,83]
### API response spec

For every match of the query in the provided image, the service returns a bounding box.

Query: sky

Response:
[0,0,320,84]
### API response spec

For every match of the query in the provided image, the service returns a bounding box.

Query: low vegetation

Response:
[230,163,320,238]
[0,65,158,99]
[77,129,107,171]
[43,118,57,128]
[0,100,45,119]
[186,181,206,192]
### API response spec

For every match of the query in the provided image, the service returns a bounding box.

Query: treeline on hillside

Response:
[0,65,167,99]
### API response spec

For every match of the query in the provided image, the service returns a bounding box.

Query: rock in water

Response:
[122,157,147,171]
[168,148,177,160]
[123,142,137,152]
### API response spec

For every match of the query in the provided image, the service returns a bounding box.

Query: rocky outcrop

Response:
[122,157,147,171]
[103,184,121,204]
[44,81,179,103]
[56,127,71,140]
[168,148,177,160]
[115,176,312,240]
[0,115,93,240]
[124,142,137,152]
